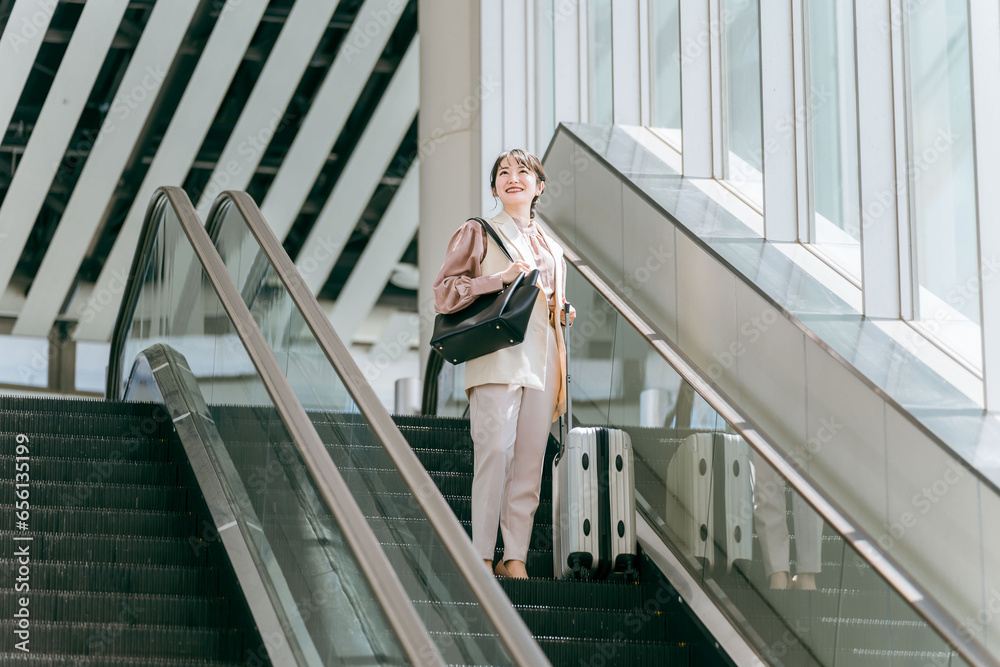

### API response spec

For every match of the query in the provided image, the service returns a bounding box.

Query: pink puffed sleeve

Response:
[433,221,505,314]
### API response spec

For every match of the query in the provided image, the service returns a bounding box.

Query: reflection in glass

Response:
[650,0,682,146]
[588,0,613,124]
[904,0,980,369]
[723,0,763,205]
[806,0,861,278]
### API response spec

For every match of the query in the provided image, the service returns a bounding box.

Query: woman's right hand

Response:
[500,260,532,285]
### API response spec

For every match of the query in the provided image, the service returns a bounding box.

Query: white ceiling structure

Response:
[0,0,420,353]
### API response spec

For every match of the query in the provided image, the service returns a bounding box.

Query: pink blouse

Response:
[433,218,560,315]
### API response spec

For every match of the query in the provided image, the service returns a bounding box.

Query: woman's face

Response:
[493,157,542,210]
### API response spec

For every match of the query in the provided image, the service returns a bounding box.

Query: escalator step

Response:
[0,561,218,597]
[0,590,230,626]
[0,397,166,418]
[0,532,205,567]
[533,637,689,666]
[391,414,471,431]
[0,621,244,660]
[497,578,648,610]
[0,458,177,486]
[0,507,196,538]
[841,648,959,666]
[514,607,673,642]
[0,434,173,462]
[0,412,173,439]
[0,481,188,512]
[0,656,244,666]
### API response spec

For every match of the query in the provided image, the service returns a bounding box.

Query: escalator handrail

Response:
[203,190,550,667]
[108,186,446,666]
[533,213,997,667]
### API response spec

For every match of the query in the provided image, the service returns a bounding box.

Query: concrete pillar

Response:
[417,1,485,375]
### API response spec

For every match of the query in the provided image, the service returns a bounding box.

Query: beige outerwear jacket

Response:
[461,211,569,423]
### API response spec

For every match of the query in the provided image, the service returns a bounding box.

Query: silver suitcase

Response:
[665,432,753,573]
[551,306,637,580]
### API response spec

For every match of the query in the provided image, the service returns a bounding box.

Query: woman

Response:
[433,149,574,579]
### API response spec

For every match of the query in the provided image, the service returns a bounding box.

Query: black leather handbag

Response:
[431,218,541,365]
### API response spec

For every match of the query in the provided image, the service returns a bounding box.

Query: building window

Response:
[903,0,980,369]
[649,0,681,148]
[722,0,763,206]
[804,0,861,278]
[536,0,556,146]
[588,0,613,124]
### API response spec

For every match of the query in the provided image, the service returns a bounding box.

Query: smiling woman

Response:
[432,149,576,580]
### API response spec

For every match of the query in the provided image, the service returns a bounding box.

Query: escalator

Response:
[0,396,267,664]
[4,178,992,665]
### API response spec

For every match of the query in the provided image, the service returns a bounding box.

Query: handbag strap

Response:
[470,217,515,264]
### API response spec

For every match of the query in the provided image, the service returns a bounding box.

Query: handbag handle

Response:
[470,217,516,264]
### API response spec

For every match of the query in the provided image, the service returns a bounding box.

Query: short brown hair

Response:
[490,149,547,219]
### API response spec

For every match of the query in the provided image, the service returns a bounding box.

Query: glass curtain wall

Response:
[805,0,861,279]
[722,0,763,205]
[588,0,613,123]
[649,0,682,148]
[903,0,980,370]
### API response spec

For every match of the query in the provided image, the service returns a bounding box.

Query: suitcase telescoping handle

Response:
[558,302,572,460]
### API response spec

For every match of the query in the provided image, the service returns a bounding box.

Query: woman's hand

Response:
[500,260,532,285]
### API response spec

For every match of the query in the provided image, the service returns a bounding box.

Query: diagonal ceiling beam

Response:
[328,161,417,345]
[295,37,418,295]
[259,0,406,242]
[0,0,130,303]
[0,0,57,141]
[13,0,199,338]
[193,0,343,220]
[73,0,270,342]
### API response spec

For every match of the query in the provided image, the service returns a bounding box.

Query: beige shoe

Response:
[495,560,528,579]
[769,571,790,590]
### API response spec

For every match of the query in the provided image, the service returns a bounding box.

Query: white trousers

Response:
[752,451,823,577]
[468,328,559,562]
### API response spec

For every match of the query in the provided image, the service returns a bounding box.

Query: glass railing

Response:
[202,192,543,666]
[536,215,988,666]
[109,187,439,665]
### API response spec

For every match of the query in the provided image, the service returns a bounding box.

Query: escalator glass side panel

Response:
[207,196,514,666]
[564,262,963,666]
[115,192,406,666]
